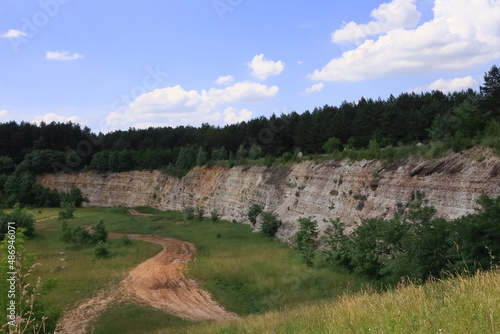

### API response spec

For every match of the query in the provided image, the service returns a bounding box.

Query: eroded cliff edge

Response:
[37,147,500,242]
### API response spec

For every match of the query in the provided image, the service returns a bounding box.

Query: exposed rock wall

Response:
[37,147,500,242]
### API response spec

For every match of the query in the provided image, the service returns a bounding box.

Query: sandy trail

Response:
[57,232,237,334]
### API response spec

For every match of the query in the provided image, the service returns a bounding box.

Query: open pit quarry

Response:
[38,147,500,243]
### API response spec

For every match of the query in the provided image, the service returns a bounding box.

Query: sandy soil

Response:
[56,232,237,334]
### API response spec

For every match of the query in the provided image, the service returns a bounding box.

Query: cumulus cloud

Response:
[0,29,26,38]
[106,81,278,129]
[45,51,84,61]
[410,76,479,93]
[311,0,500,82]
[0,109,8,118]
[248,54,285,80]
[303,83,325,94]
[332,0,421,45]
[32,113,83,124]
[215,75,235,85]
[223,107,253,124]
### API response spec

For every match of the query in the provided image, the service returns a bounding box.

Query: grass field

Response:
[18,206,368,333]
[13,206,499,334]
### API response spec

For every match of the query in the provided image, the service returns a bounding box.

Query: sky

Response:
[1,0,499,133]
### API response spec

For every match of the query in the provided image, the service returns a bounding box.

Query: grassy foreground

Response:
[154,270,499,334]
[15,207,499,333]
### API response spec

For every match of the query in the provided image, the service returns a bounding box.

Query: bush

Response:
[260,211,282,237]
[0,203,35,239]
[58,201,76,220]
[121,234,133,245]
[210,209,221,222]
[183,206,195,221]
[94,241,110,258]
[248,204,263,227]
[195,206,205,220]
[92,219,108,243]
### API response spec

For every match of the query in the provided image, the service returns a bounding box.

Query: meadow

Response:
[20,206,368,333]
[7,206,498,334]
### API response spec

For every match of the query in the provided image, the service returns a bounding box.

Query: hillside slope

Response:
[38,147,500,242]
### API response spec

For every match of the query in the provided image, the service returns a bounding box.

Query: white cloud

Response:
[311,0,500,82]
[215,75,235,85]
[332,0,421,44]
[0,109,8,118]
[0,29,26,38]
[32,113,82,124]
[248,54,285,80]
[303,83,325,94]
[410,76,479,93]
[106,81,278,129]
[45,51,84,61]
[223,107,253,124]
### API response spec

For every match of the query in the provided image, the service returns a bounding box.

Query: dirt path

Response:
[128,209,152,216]
[57,233,237,334]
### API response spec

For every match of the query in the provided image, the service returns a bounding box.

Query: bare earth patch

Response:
[56,233,237,334]
[128,209,153,216]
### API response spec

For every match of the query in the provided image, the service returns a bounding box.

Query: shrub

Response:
[260,211,282,237]
[195,206,205,220]
[183,206,195,221]
[121,234,133,245]
[94,241,110,258]
[248,204,263,227]
[92,219,108,243]
[58,201,76,220]
[210,209,221,222]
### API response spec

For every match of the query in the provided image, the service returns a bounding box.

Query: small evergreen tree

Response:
[92,219,108,243]
[295,217,319,266]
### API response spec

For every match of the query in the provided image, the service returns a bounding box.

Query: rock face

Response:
[37,147,500,243]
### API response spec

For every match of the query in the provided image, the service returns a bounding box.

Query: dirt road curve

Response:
[57,233,237,334]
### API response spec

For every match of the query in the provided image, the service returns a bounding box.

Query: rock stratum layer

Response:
[38,147,500,242]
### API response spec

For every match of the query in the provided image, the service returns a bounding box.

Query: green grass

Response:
[16,206,367,333]
[8,207,499,334]
[92,303,193,334]
[154,270,500,334]
[24,208,162,313]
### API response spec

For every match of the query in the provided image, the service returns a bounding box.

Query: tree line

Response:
[0,65,499,207]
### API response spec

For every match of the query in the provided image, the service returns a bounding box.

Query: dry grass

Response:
[160,270,499,334]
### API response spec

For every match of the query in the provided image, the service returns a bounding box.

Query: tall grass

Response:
[159,270,499,334]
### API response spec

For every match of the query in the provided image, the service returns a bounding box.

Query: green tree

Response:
[260,211,281,237]
[480,64,500,119]
[322,137,342,154]
[447,195,500,273]
[322,218,353,271]
[58,201,76,220]
[92,219,108,243]
[295,217,319,266]
[196,148,208,166]
[0,204,35,239]
[248,145,263,160]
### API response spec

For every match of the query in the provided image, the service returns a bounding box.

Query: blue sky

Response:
[1,0,499,132]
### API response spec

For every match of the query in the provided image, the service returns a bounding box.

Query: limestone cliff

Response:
[37,147,500,242]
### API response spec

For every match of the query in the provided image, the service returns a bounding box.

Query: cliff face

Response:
[37,147,500,242]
